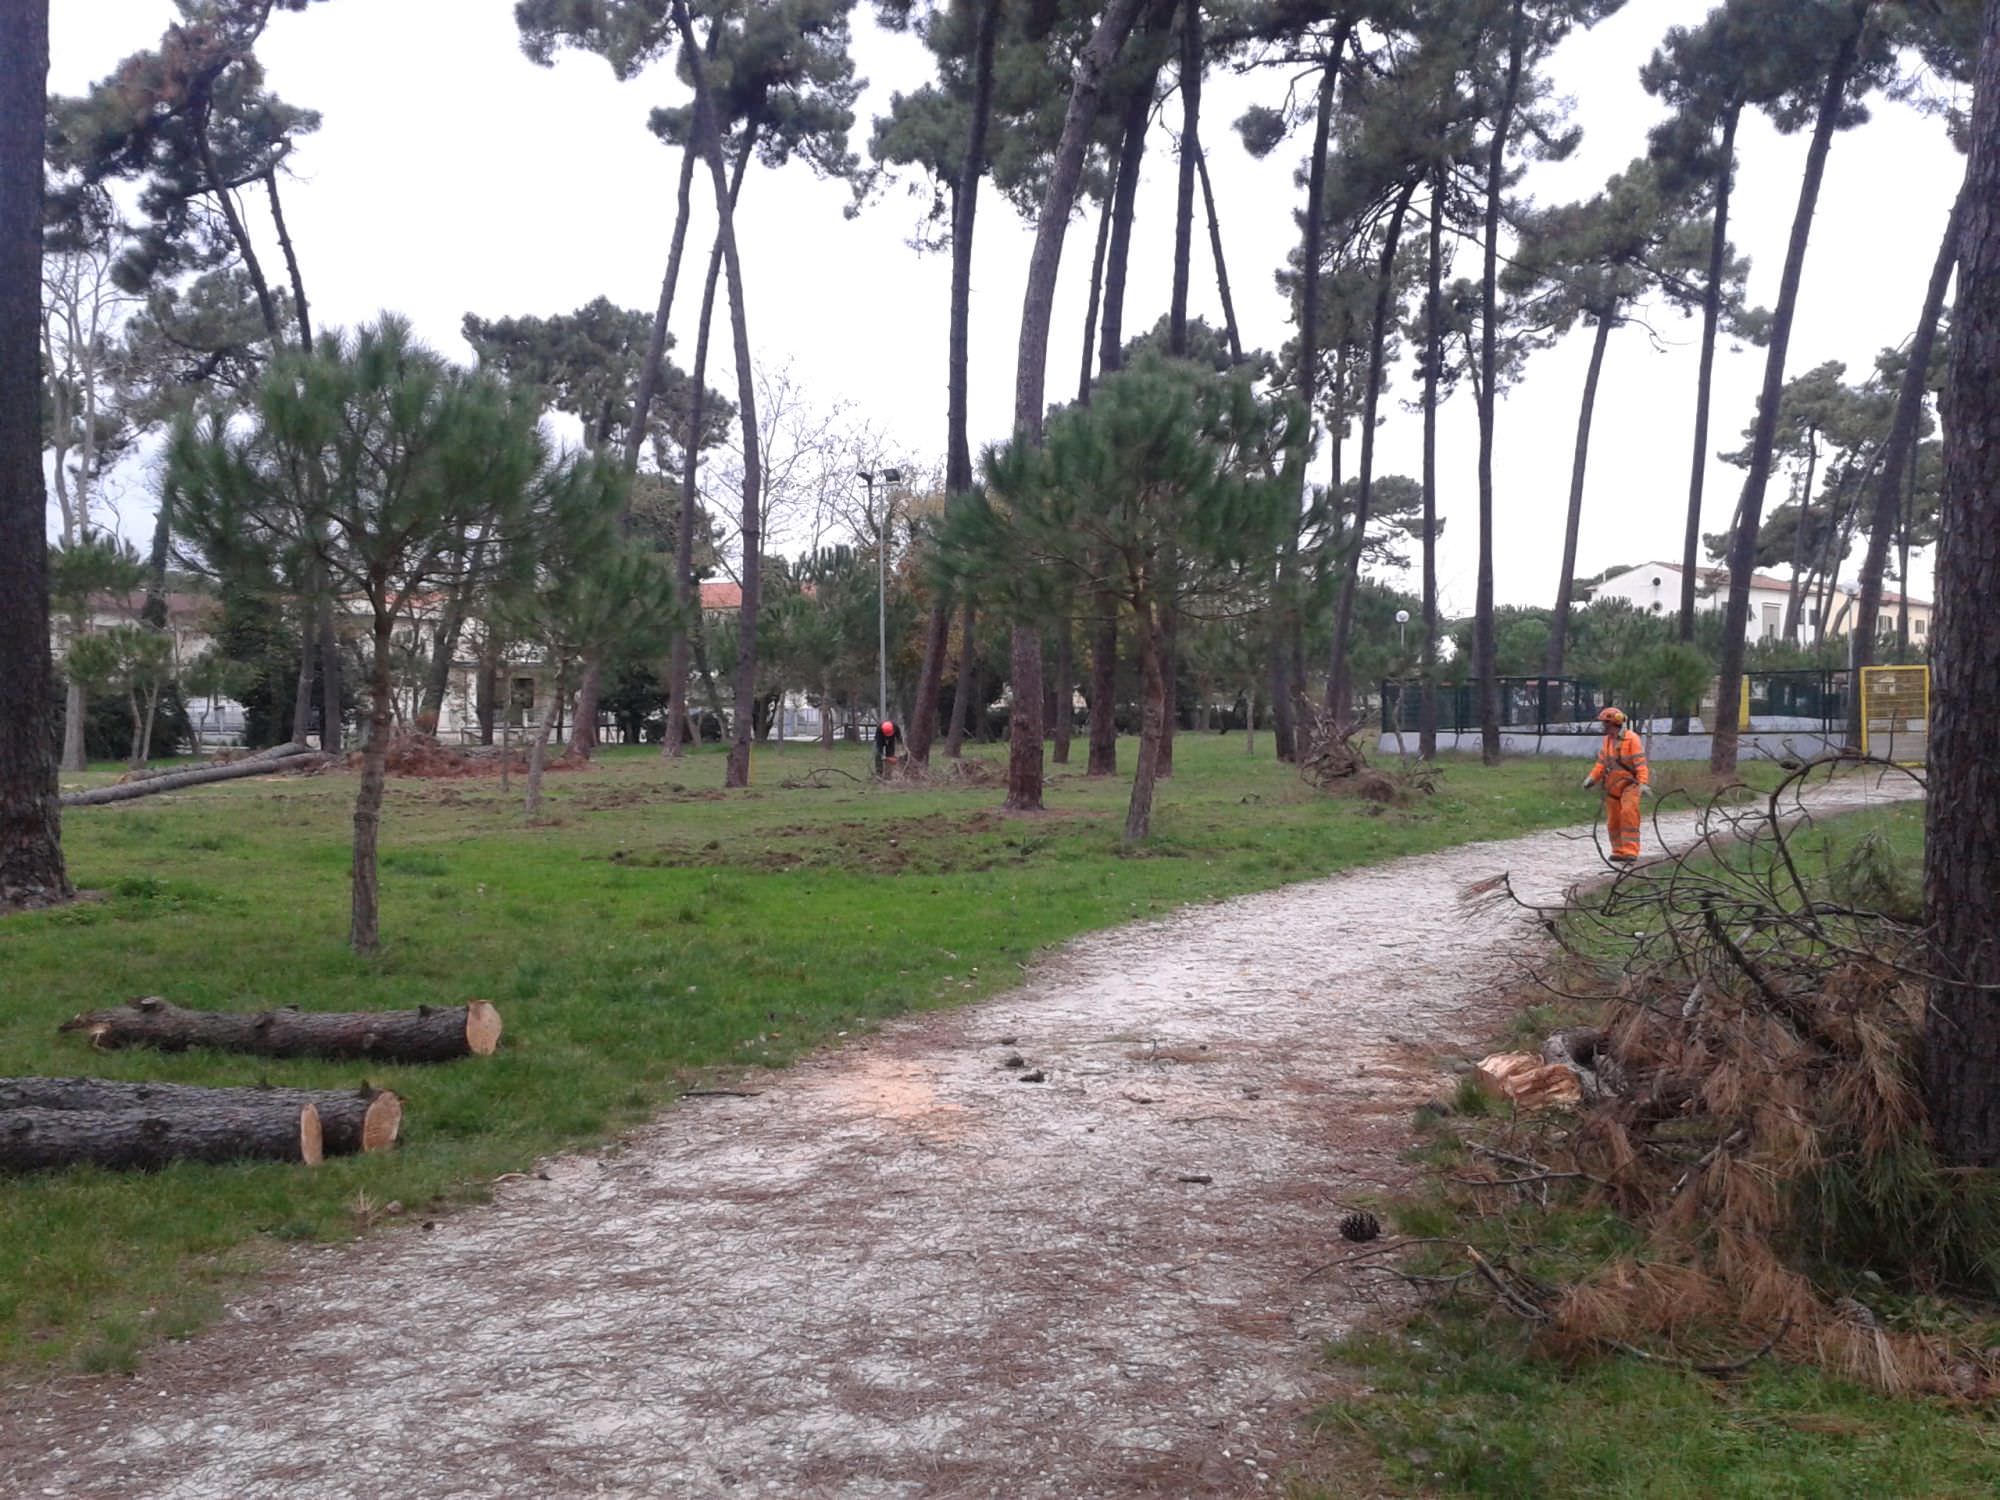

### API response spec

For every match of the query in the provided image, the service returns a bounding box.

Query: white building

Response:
[1585,562,1931,647]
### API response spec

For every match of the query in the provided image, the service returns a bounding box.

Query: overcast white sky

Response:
[48,0,1967,613]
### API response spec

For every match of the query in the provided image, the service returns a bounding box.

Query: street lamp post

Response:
[1394,608,1410,651]
[858,467,904,722]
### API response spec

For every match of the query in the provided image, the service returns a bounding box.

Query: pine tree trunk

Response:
[316,594,342,753]
[1782,430,1820,643]
[1168,0,1201,355]
[1097,66,1154,377]
[138,685,160,766]
[62,995,501,1063]
[0,1077,401,1157]
[1924,0,2000,1167]
[349,613,394,954]
[1420,163,1444,761]
[1269,608,1295,762]
[1851,179,1963,735]
[1544,311,1615,679]
[1079,196,1113,401]
[1007,0,1148,812]
[0,1102,325,1173]
[1088,585,1117,774]
[1328,177,1418,718]
[265,169,312,350]
[1194,144,1243,365]
[910,0,1001,768]
[1123,601,1165,843]
[659,137,755,765]
[595,125,704,763]
[1243,681,1256,756]
[1158,581,1177,777]
[61,678,86,773]
[420,536,484,729]
[292,595,315,744]
[1285,25,1350,758]
[625,145,699,476]
[1004,624,1045,809]
[0,0,67,910]
[524,675,560,819]
[946,600,976,757]
[1475,0,1526,767]
[908,598,950,767]
[1680,102,1740,708]
[655,23,763,791]
[1711,8,1867,775]
[652,137,708,768]
[1898,436,1916,653]
[476,635,497,745]
[1052,624,1073,764]
[194,117,281,342]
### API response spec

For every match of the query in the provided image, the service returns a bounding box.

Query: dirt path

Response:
[1,780,1913,1499]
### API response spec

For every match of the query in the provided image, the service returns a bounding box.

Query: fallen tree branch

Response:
[62,744,326,807]
[0,1077,400,1155]
[1598,1314,1793,1377]
[60,997,502,1063]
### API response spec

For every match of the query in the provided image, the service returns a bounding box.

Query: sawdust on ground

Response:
[0,775,1914,1499]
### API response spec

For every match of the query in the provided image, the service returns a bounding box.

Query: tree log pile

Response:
[61,742,328,808]
[0,1078,402,1173]
[61,997,502,1062]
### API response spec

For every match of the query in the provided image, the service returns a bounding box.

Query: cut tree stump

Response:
[60,998,503,1063]
[61,743,327,809]
[0,1079,401,1155]
[0,1102,322,1172]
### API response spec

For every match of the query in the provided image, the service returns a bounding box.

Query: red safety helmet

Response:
[1596,706,1627,727]
[880,720,896,736]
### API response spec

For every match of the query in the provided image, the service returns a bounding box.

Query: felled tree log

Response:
[60,998,502,1063]
[0,1102,322,1172]
[0,1078,401,1155]
[62,743,327,808]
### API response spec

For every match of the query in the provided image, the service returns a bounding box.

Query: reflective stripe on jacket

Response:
[1587,727,1649,789]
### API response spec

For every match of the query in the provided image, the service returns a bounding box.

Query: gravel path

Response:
[1,778,1913,1499]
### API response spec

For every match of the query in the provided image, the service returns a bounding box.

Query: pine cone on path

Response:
[1339,1210,1381,1243]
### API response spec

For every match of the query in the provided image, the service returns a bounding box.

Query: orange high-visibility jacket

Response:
[1586,727,1650,792]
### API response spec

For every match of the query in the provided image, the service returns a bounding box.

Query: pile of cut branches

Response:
[1297,706,1439,803]
[1402,759,1998,1394]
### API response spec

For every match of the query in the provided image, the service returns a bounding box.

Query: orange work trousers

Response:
[1602,780,1642,859]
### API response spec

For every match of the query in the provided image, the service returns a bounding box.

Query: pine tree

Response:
[959,357,1299,839]
[1002,0,1149,812]
[1923,0,2000,1166]
[0,0,70,909]
[171,318,546,952]
[1705,0,1897,775]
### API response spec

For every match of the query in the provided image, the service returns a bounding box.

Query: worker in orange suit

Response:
[1583,706,1650,862]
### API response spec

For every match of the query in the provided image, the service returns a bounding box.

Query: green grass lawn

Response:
[2,733,1640,1375]
[1327,1310,2000,1499]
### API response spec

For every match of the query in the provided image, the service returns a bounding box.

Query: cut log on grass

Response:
[60,998,503,1063]
[0,1078,401,1155]
[0,1102,322,1172]
[62,744,328,808]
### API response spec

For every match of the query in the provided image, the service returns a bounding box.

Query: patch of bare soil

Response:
[357,733,591,780]
[0,777,1914,1498]
[602,809,1095,876]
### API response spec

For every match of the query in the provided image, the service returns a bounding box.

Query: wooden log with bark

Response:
[61,742,327,808]
[0,1101,323,1172]
[0,1078,401,1155]
[60,997,503,1063]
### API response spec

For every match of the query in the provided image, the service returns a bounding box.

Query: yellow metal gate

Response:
[1859,666,1930,765]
